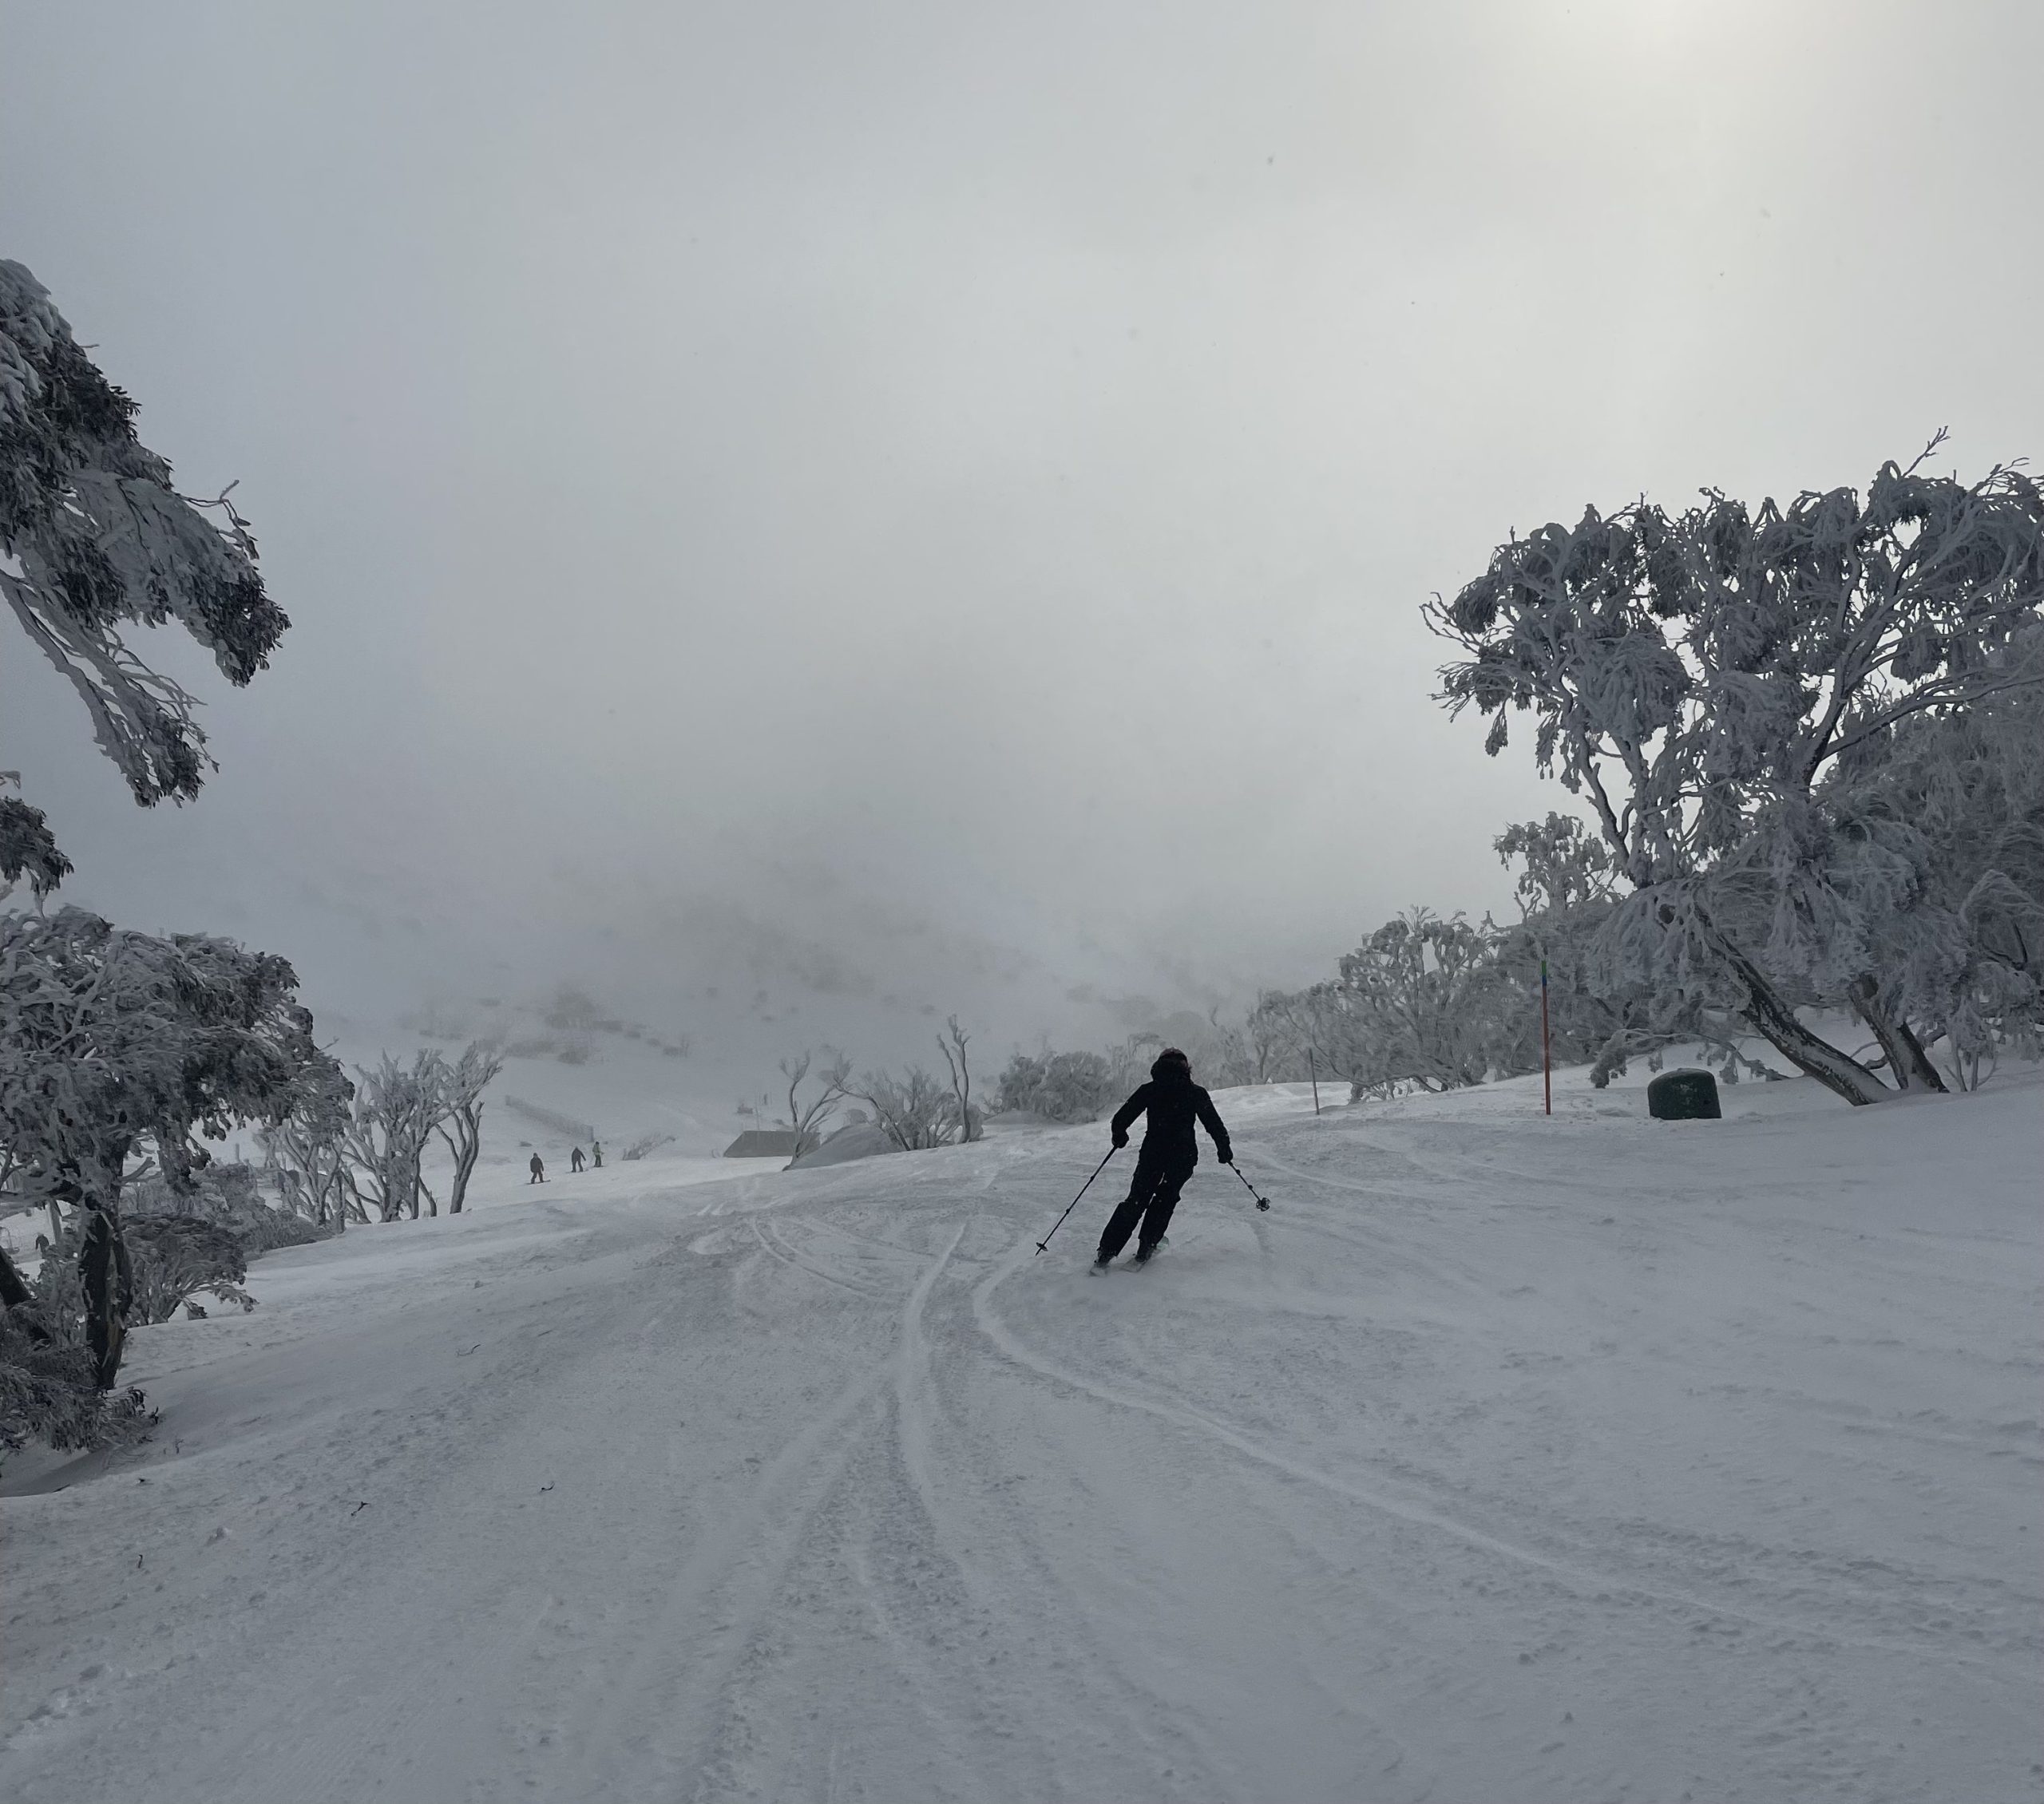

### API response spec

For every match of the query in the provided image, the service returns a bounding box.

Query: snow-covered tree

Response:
[0,908,336,1389]
[992,1049,1119,1122]
[1431,442,2044,1104]
[1334,909,1515,1095]
[1487,814,1775,1088]
[937,1016,980,1142]
[343,1052,446,1221]
[0,262,288,880]
[1244,993,1298,1083]
[434,1041,505,1213]
[1251,984,1380,1098]
[258,1057,361,1228]
[781,1049,851,1158]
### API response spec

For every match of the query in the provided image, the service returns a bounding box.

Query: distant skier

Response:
[1095,1047,1231,1268]
[591,1140,603,1169]
[529,1153,545,1185]
[570,1145,585,1173]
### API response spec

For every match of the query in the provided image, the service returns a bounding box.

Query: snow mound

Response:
[787,1121,897,1169]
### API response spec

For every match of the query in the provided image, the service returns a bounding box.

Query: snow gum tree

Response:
[0,262,287,880]
[258,1056,362,1228]
[435,1042,505,1214]
[343,1052,446,1221]
[0,908,340,1390]
[1332,909,1511,1094]
[937,1016,980,1142]
[1430,443,2044,1104]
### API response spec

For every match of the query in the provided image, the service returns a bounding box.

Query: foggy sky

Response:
[4,0,2042,1059]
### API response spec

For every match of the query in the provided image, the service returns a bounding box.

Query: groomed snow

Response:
[2,1070,2038,1801]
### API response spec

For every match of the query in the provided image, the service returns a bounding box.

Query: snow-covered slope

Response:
[2,1068,2037,1802]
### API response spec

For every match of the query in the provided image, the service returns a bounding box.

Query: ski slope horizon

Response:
[2,1066,2038,1802]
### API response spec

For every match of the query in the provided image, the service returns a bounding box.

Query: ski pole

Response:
[1228,1160,1272,1212]
[1035,1146,1118,1254]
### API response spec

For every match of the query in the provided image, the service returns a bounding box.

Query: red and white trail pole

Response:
[1540,955,1552,1117]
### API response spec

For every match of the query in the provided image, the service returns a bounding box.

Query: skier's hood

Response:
[1151,1049,1193,1083]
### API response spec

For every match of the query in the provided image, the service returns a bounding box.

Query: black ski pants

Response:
[1098,1146,1194,1260]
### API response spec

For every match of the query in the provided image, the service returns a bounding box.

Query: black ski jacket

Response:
[1111,1055,1230,1166]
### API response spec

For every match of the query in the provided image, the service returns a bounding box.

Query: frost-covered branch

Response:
[0,261,289,886]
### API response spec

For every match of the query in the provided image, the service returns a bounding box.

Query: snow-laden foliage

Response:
[0,773,70,903]
[0,262,289,881]
[0,908,338,1210]
[57,1211,254,1326]
[1829,650,2044,1086]
[1430,442,2044,1104]
[0,1272,147,1452]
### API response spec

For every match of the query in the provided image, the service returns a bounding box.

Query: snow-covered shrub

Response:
[0,1277,147,1453]
[0,262,287,889]
[120,1217,253,1324]
[854,1066,958,1150]
[1432,442,2044,1104]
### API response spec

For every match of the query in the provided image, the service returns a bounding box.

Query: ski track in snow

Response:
[2,1074,2039,1802]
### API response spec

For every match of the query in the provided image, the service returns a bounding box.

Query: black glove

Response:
[1218,1149,1234,1165]
[1111,1131,1128,1150]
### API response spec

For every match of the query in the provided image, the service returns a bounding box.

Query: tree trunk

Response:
[1848,975,1949,1094]
[0,1240,35,1313]
[1695,910,1892,1106]
[77,1204,134,1389]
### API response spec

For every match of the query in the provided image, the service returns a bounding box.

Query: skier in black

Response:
[570,1145,585,1173]
[529,1153,546,1185]
[1095,1047,1231,1268]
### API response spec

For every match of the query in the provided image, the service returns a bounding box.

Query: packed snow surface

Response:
[2,1071,2038,1802]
